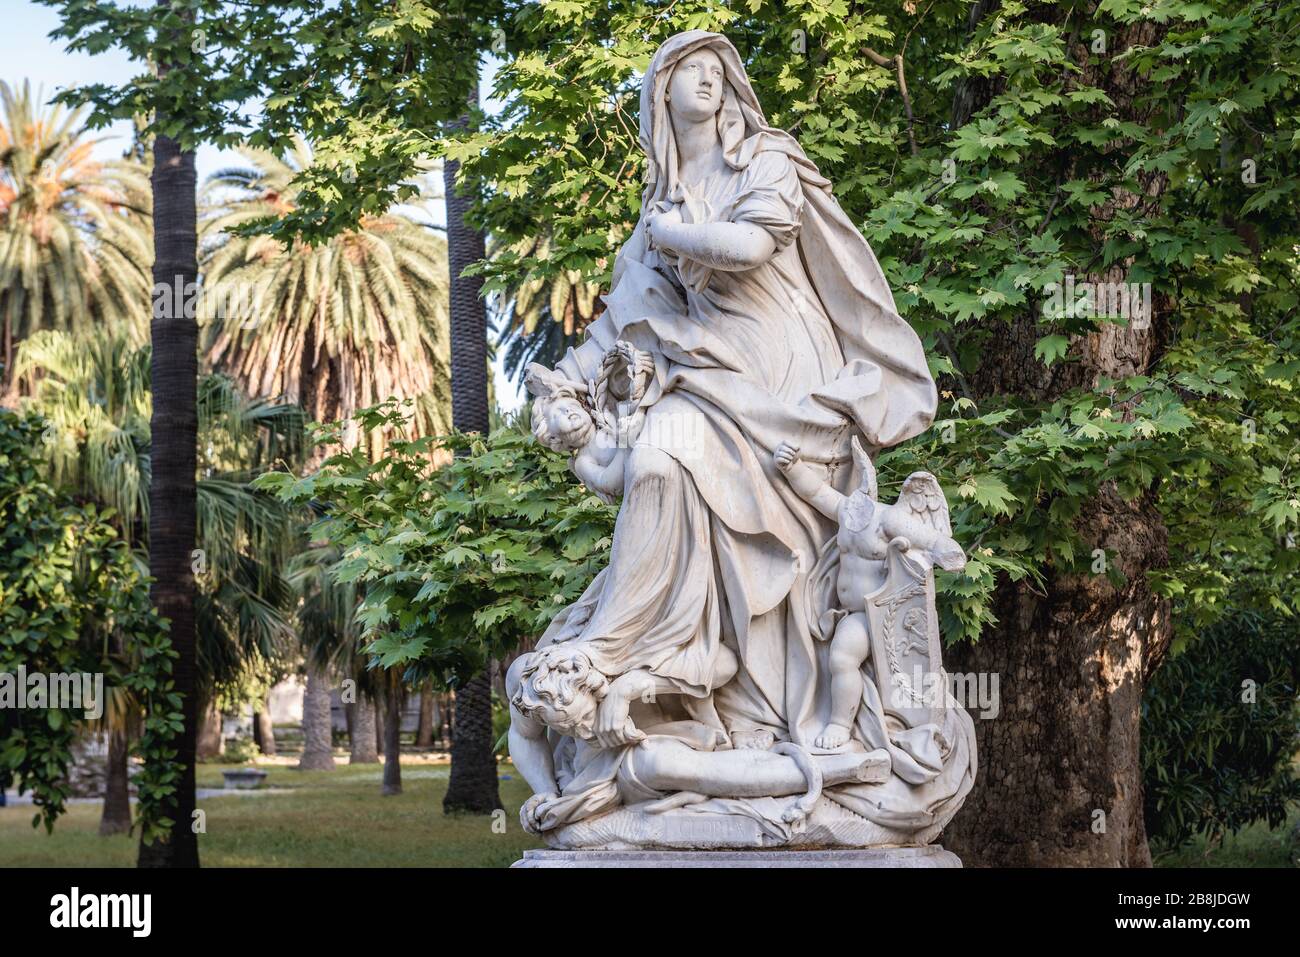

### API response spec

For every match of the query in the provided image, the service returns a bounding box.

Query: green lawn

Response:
[3,760,1293,867]
[0,759,544,868]
[1151,807,1299,868]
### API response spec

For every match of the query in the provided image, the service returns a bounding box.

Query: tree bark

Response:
[350,695,380,764]
[297,666,336,771]
[196,698,223,760]
[443,670,501,813]
[950,0,1001,128]
[381,682,403,796]
[441,83,502,815]
[137,121,200,869]
[415,686,435,749]
[941,20,1173,867]
[434,694,448,748]
[944,493,1170,865]
[444,107,491,438]
[99,726,133,837]
[252,690,276,757]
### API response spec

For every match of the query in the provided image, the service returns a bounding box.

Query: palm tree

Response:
[201,140,453,772]
[287,542,354,772]
[14,328,150,529]
[15,329,302,566]
[120,0,205,870]
[16,328,303,832]
[442,92,503,816]
[492,231,602,384]
[200,139,452,461]
[0,81,150,395]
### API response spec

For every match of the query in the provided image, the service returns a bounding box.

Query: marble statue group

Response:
[507,30,977,856]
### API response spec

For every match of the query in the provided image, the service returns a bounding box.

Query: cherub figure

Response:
[525,341,654,503]
[775,436,965,749]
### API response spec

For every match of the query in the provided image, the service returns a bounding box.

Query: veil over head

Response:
[637,30,830,210]
[608,30,938,449]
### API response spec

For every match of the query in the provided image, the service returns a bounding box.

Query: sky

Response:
[3,0,523,411]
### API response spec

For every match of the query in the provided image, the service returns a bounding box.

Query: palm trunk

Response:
[435,693,450,747]
[415,687,435,749]
[252,690,276,756]
[443,671,501,813]
[2,316,12,400]
[298,665,336,770]
[381,681,403,796]
[444,99,491,438]
[99,725,133,836]
[441,83,502,815]
[137,122,200,869]
[350,695,380,764]
[196,697,223,760]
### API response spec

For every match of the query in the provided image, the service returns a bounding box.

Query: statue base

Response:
[512,846,962,868]
[537,791,951,850]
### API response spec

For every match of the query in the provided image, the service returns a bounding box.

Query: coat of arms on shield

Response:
[865,539,944,728]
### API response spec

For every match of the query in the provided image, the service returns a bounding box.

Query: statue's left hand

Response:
[520,791,559,835]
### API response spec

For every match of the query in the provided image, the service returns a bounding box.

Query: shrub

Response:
[0,411,180,837]
[1143,611,1300,850]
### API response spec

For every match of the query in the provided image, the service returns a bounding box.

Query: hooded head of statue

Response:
[638,30,828,215]
[615,31,938,451]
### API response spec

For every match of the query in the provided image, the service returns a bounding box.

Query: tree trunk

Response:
[441,82,502,815]
[941,20,1173,867]
[944,493,1170,865]
[436,693,450,746]
[252,691,275,756]
[297,665,336,771]
[381,682,403,796]
[137,121,200,869]
[416,687,435,749]
[99,725,133,837]
[196,698,223,760]
[351,695,380,764]
[444,99,491,438]
[1,316,13,401]
[443,670,501,814]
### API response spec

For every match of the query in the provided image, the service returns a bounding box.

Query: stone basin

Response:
[221,768,268,790]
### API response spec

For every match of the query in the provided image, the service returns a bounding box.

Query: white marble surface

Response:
[508,29,976,852]
[513,846,963,868]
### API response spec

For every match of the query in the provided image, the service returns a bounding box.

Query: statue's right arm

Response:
[508,718,560,799]
[506,658,559,797]
[572,448,623,504]
[775,443,845,521]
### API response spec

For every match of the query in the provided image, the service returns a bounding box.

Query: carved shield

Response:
[864,541,944,728]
